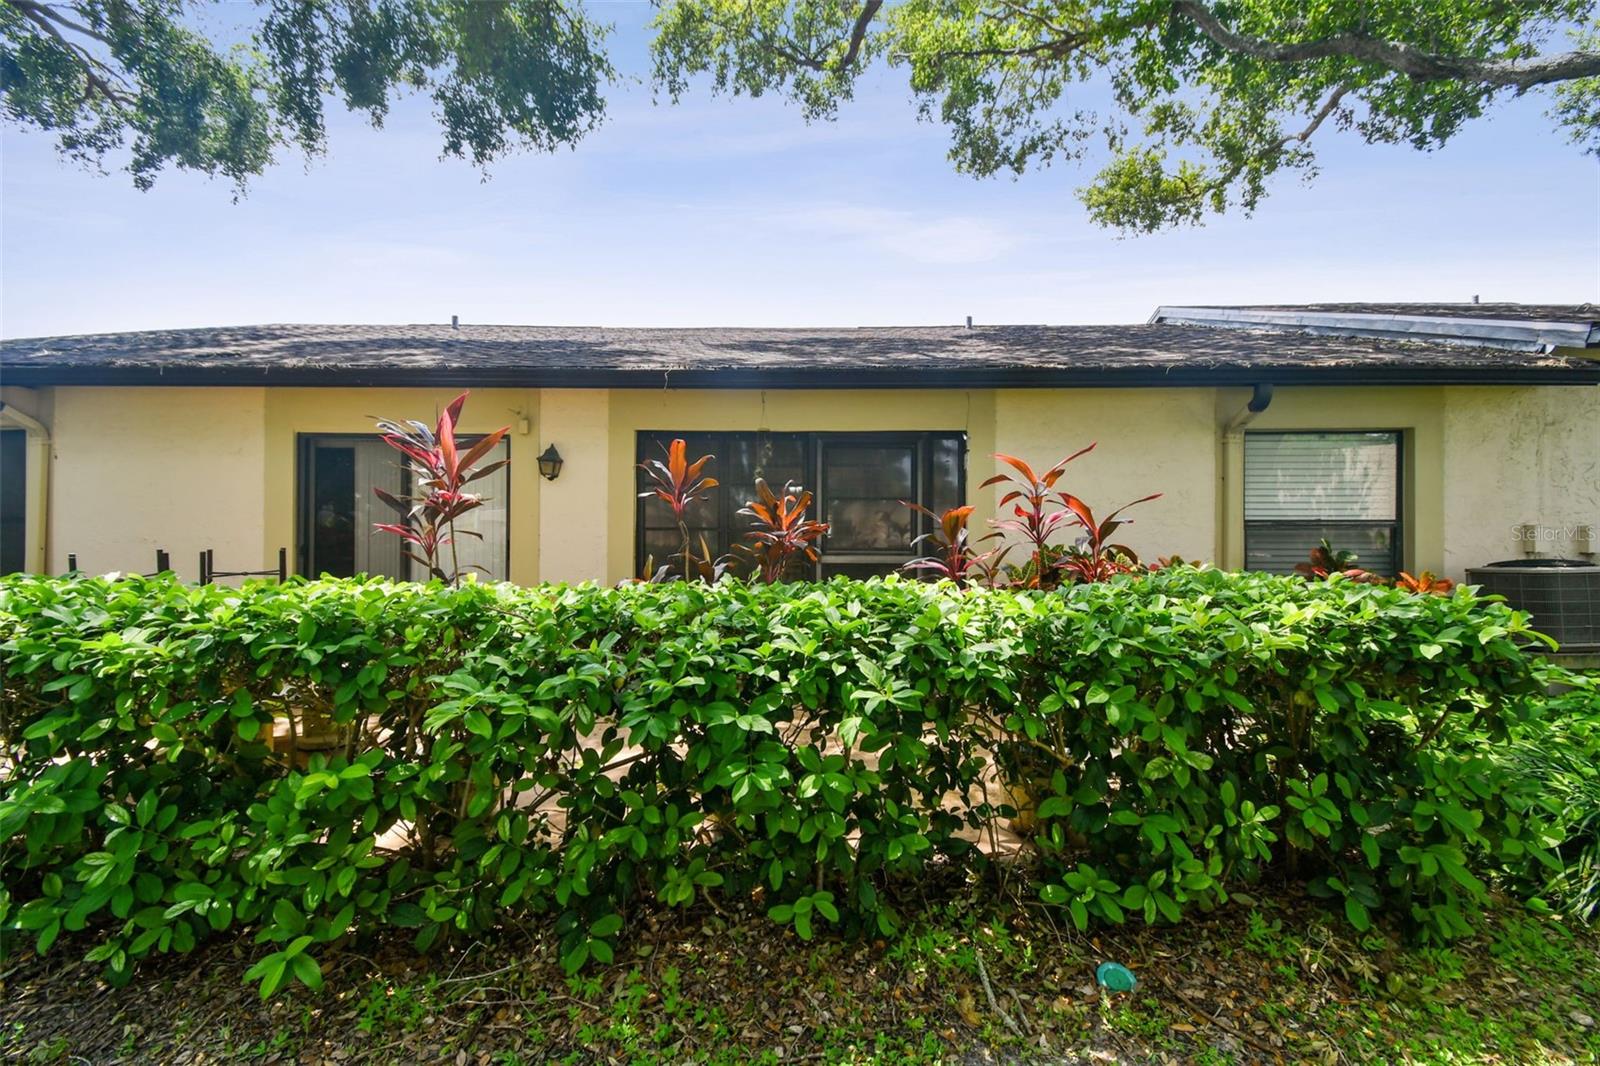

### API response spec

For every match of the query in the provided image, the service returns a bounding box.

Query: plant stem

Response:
[679,519,691,583]
[449,518,460,586]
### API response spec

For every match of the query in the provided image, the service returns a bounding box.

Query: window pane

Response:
[641,528,685,573]
[822,444,916,552]
[435,439,510,582]
[304,437,510,583]
[356,440,406,579]
[310,445,357,577]
[1,430,25,575]
[723,433,808,509]
[1245,521,1398,577]
[822,562,902,580]
[928,436,963,517]
[725,434,808,576]
[752,434,808,492]
[639,434,720,529]
[635,432,968,578]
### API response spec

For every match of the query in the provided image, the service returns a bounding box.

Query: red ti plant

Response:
[1055,491,1162,583]
[737,478,830,583]
[900,503,1008,585]
[980,445,1096,588]
[638,438,721,583]
[372,391,509,584]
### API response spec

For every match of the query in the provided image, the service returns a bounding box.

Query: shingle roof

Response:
[2,315,1597,389]
[1204,302,1600,325]
[1153,303,1600,353]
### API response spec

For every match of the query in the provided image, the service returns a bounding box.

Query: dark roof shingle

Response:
[3,317,1596,389]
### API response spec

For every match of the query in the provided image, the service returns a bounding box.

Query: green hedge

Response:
[0,569,1563,995]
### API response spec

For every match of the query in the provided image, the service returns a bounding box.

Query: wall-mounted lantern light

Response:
[537,443,564,481]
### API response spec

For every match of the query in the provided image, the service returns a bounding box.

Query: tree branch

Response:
[988,0,1071,40]
[4,0,131,105]
[837,0,881,70]
[762,33,825,72]
[894,7,1154,70]
[1170,0,1600,90]
[9,0,112,47]
[895,36,1090,62]
[761,0,882,74]
[1283,82,1351,146]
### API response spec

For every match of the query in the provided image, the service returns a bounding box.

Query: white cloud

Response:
[766,203,1029,265]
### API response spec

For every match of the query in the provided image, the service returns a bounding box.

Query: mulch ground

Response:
[4,885,1598,1065]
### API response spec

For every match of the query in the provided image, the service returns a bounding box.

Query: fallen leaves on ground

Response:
[3,884,1598,1065]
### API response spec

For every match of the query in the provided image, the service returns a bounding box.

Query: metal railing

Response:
[62,548,287,584]
[64,549,171,577]
[199,547,288,586]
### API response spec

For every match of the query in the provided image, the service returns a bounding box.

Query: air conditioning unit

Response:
[1466,559,1600,652]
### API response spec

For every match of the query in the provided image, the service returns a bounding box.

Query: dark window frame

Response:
[295,432,512,580]
[1243,429,1404,576]
[634,430,967,580]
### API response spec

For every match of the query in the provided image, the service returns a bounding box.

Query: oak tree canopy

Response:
[2,0,1595,229]
[651,0,1600,230]
[0,0,612,191]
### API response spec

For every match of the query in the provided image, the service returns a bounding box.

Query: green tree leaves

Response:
[0,0,613,191]
[649,0,1600,230]
[5,0,1595,220]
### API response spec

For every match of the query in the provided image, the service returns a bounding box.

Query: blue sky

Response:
[2,3,1596,338]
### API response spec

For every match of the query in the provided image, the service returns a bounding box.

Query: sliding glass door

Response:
[298,436,509,581]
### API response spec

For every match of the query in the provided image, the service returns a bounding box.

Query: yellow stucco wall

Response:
[48,387,268,575]
[1441,385,1600,573]
[992,389,1219,565]
[27,382,1599,584]
[538,388,608,584]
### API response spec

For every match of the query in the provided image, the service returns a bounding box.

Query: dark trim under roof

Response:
[3,314,1597,390]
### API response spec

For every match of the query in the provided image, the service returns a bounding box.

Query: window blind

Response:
[1244,431,1401,576]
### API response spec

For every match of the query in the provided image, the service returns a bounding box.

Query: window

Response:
[297,435,510,580]
[635,431,965,579]
[1,430,25,575]
[1244,431,1402,576]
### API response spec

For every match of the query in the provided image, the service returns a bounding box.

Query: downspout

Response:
[1220,384,1273,569]
[0,401,52,574]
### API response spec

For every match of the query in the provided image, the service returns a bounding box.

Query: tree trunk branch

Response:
[9,0,113,47]
[1170,0,1600,90]
[1283,82,1351,146]
[837,0,882,70]
[4,0,130,104]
